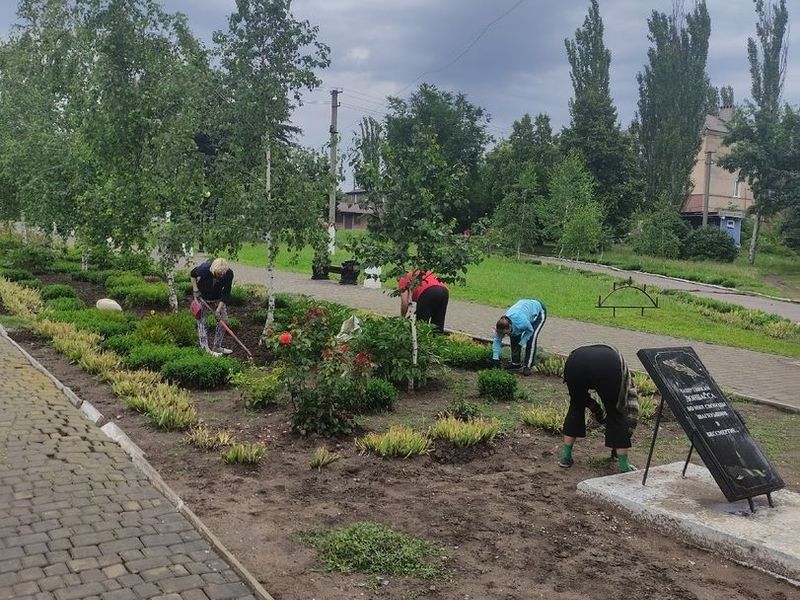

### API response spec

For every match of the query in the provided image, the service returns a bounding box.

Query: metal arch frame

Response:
[597,277,659,317]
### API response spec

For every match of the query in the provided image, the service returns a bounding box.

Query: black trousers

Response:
[562,345,631,448]
[416,285,449,334]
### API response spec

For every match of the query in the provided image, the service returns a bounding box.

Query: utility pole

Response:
[702,149,712,226]
[328,89,340,254]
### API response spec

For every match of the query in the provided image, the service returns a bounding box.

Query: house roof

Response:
[337,202,372,215]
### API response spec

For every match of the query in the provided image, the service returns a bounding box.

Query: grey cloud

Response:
[0,0,798,154]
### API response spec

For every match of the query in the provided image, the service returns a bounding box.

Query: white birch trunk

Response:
[260,234,277,343]
[409,300,418,392]
[20,213,28,245]
[166,267,178,312]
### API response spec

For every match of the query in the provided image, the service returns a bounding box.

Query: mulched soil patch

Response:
[11,325,798,600]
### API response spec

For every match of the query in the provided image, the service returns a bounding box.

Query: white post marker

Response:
[363,266,382,289]
[327,223,336,255]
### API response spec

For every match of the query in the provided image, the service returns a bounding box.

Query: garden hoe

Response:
[191,297,254,361]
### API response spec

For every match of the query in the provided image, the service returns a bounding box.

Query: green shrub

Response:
[302,522,443,579]
[226,285,250,306]
[101,333,140,355]
[135,310,197,347]
[0,267,35,282]
[477,369,518,401]
[17,278,42,289]
[120,283,170,307]
[440,337,491,370]
[71,270,107,284]
[443,397,482,421]
[104,271,145,293]
[630,205,688,259]
[353,317,440,386]
[50,260,82,274]
[354,378,398,414]
[681,227,738,262]
[231,367,283,409]
[47,309,135,338]
[291,387,355,436]
[40,284,78,300]
[160,353,241,389]
[6,245,55,273]
[45,296,86,311]
[124,343,191,371]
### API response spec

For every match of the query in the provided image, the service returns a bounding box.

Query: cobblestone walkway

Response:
[0,335,258,600]
[226,262,800,412]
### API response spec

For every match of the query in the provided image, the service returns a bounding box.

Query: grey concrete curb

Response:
[0,325,276,600]
[528,254,800,305]
[456,329,800,415]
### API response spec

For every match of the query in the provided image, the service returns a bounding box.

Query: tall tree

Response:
[211,0,330,329]
[636,0,712,210]
[718,0,792,264]
[480,112,558,217]
[720,85,735,107]
[0,1,84,242]
[351,119,482,380]
[383,83,491,229]
[540,151,597,246]
[562,0,642,235]
[492,164,541,259]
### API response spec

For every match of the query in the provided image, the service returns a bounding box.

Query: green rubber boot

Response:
[618,454,637,473]
[559,444,574,468]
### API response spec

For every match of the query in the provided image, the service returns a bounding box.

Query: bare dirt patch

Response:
[11,327,798,600]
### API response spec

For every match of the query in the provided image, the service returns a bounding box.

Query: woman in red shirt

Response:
[397,271,449,334]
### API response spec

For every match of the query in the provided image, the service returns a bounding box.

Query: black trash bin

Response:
[339,260,359,285]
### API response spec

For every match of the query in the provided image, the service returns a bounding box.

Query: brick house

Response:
[682,107,753,246]
[335,189,373,230]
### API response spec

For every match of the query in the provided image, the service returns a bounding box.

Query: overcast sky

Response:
[1,0,798,170]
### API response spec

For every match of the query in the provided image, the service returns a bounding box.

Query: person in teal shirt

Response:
[491,299,547,375]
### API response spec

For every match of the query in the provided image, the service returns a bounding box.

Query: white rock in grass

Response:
[96,298,122,312]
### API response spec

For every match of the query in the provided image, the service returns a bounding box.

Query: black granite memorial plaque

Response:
[637,347,784,503]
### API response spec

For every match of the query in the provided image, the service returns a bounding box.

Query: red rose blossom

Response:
[278,331,293,345]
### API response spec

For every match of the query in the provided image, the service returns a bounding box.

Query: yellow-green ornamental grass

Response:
[430,416,501,447]
[310,447,342,469]
[521,403,567,434]
[222,442,267,464]
[357,426,431,458]
[0,278,43,319]
[186,425,234,451]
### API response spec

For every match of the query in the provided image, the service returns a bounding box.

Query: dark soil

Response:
[11,324,799,600]
[5,269,796,599]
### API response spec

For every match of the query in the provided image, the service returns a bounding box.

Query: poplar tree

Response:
[562,0,641,235]
[718,0,794,264]
[635,1,712,210]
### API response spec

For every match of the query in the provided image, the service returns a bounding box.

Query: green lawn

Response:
[579,245,800,299]
[451,256,800,357]
[231,238,800,358]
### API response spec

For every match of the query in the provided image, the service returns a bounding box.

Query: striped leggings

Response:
[510,308,547,368]
[197,302,227,351]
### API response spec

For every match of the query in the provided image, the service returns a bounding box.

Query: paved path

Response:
[0,334,258,600]
[529,255,800,322]
[230,262,800,412]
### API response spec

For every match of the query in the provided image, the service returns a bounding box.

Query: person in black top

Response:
[190,258,234,356]
[559,344,640,472]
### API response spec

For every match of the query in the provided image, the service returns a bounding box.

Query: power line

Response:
[397,0,526,94]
